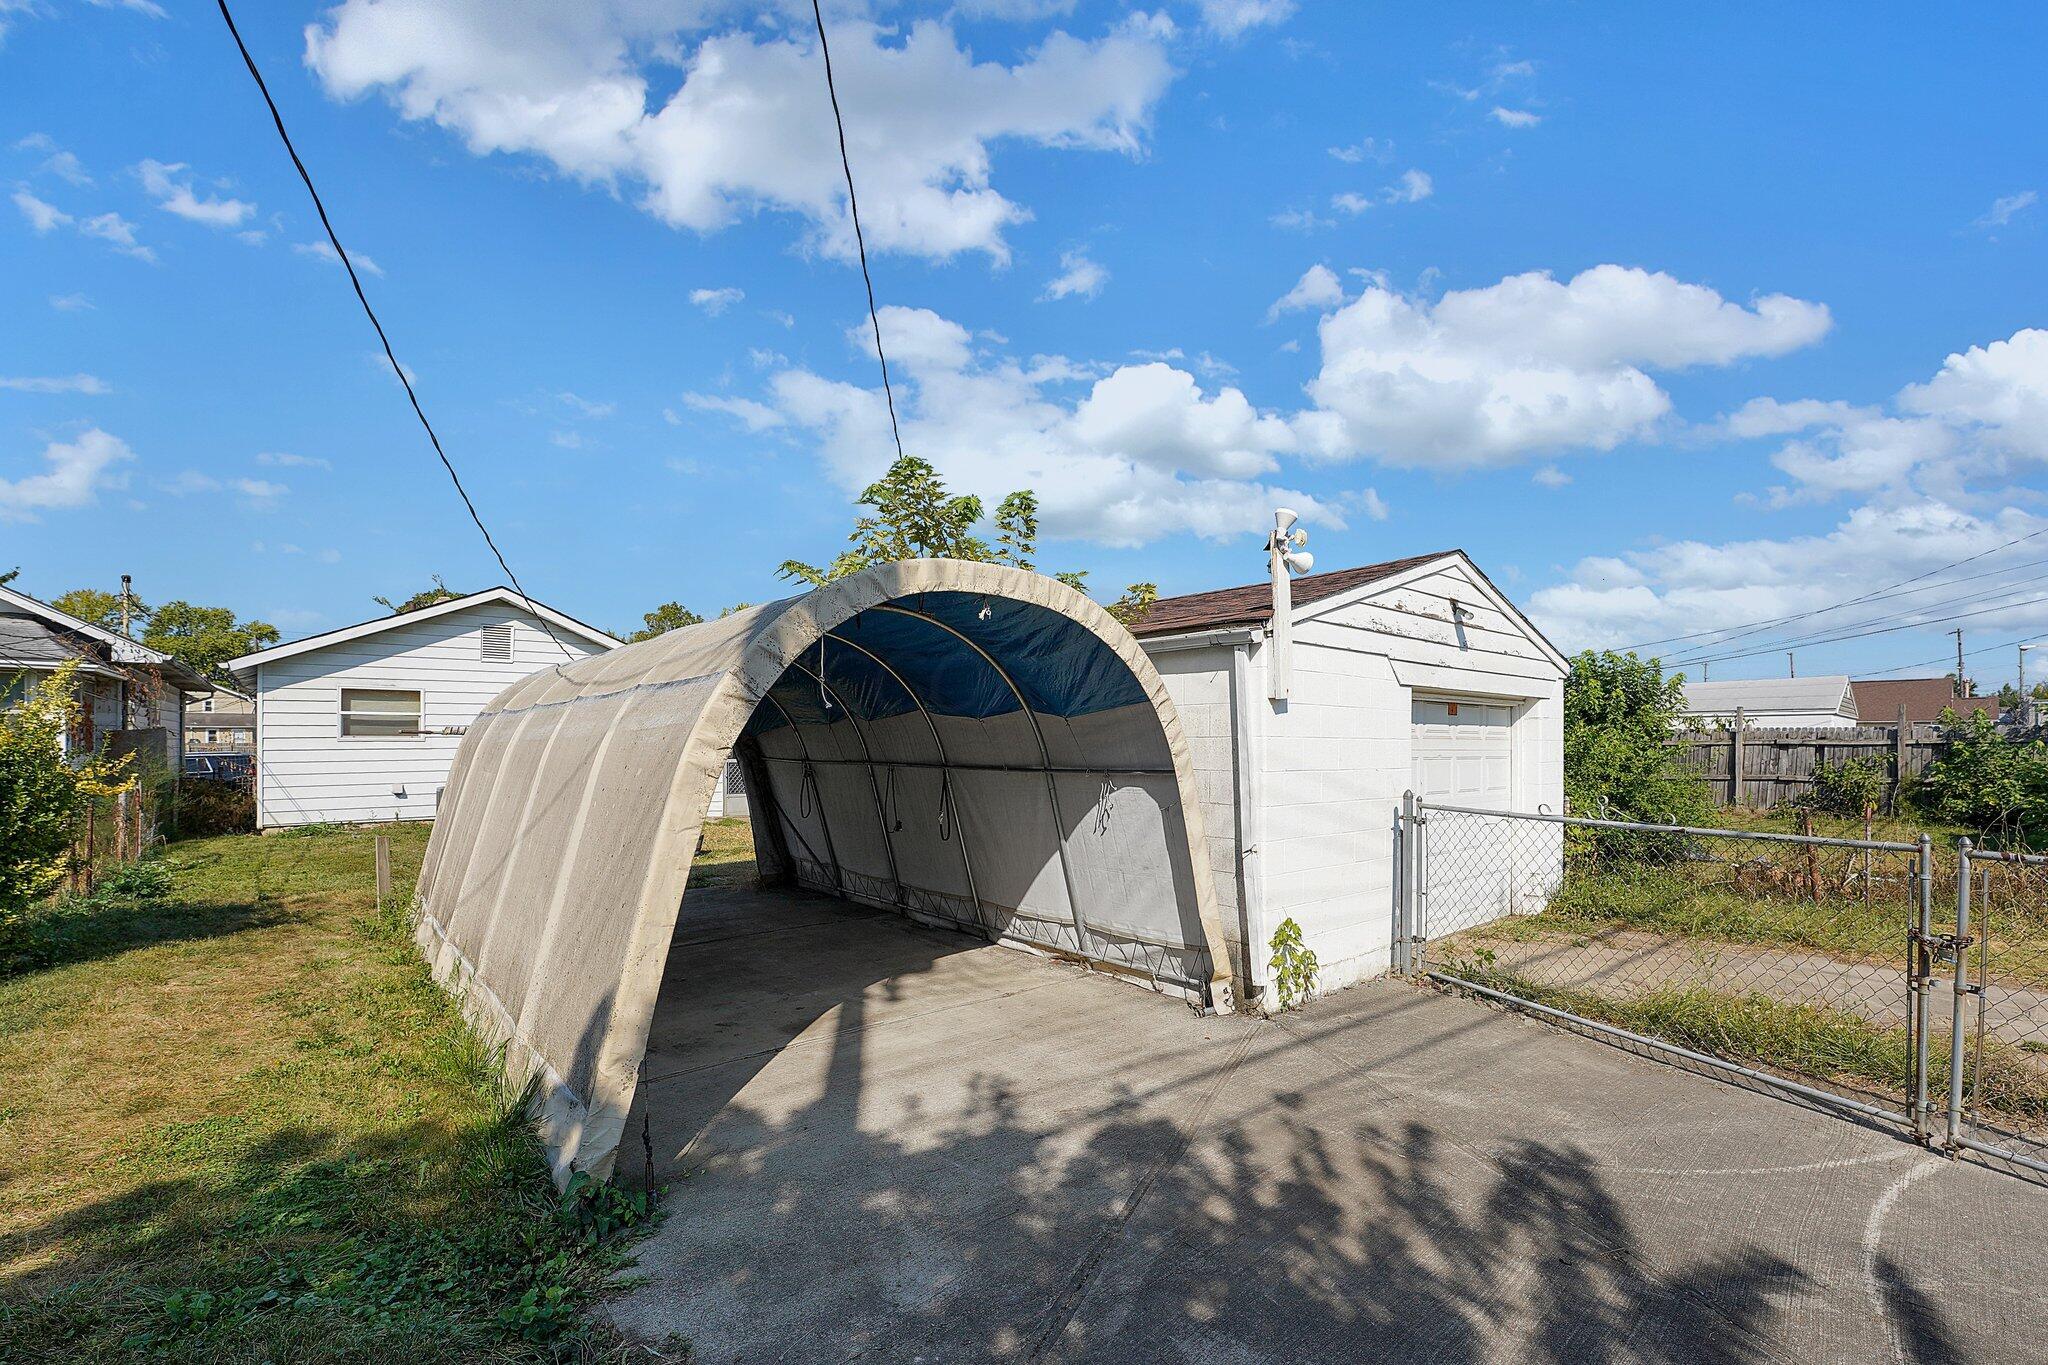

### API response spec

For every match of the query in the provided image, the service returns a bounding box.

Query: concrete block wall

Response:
[1257,644,1409,991]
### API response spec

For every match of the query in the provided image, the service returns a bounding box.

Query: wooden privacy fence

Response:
[1670,709,1951,810]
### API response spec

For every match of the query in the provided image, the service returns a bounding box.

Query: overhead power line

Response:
[1621,522,2048,655]
[1675,586,2048,669]
[810,0,906,465]
[1667,568,2048,668]
[215,0,573,662]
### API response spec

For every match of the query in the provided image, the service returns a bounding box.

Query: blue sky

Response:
[4,1,2044,686]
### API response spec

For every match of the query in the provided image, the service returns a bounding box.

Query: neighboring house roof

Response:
[227,586,623,674]
[0,583,209,692]
[1681,676,1858,718]
[1851,678,2000,725]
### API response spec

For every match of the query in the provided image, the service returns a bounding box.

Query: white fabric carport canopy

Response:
[413,560,1233,1182]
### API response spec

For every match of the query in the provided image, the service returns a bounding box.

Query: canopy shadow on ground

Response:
[613,878,2048,1364]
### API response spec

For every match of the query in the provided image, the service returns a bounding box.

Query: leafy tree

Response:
[778,456,1161,624]
[1,661,135,918]
[718,602,754,618]
[780,456,989,585]
[1107,581,1159,626]
[1999,682,2023,710]
[1563,650,1713,825]
[374,575,463,614]
[1915,708,2048,837]
[1800,756,1888,819]
[628,602,703,642]
[140,602,281,684]
[994,490,1039,570]
[53,587,151,634]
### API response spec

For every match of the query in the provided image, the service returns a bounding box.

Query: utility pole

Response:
[1787,652,1795,678]
[119,573,133,638]
[1953,628,1966,698]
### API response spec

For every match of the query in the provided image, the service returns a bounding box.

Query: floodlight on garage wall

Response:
[1266,508,1313,701]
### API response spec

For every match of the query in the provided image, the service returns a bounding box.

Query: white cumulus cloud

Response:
[1040,248,1108,301]
[305,5,1176,263]
[136,159,256,229]
[1298,264,1833,468]
[689,286,744,315]
[743,304,1336,546]
[0,428,134,522]
[0,373,109,394]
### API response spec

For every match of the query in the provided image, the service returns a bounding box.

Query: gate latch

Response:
[1928,932,1974,968]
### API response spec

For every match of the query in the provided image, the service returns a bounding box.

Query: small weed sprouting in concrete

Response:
[1269,916,1320,1011]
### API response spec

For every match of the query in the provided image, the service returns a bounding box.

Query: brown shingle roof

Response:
[1850,678,2000,725]
[1126,549,1457,638]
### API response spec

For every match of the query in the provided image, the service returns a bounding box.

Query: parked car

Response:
[184,753,253,783]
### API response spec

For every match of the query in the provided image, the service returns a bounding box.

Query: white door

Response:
[1412,698,1517,938]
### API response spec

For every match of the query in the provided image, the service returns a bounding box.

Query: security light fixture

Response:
[1266,508,1312,701]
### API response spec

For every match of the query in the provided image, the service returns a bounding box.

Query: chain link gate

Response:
[1391,798,2046,1169]
[1946,844,2048,1177]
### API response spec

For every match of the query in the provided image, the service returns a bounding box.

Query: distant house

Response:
[1679,676,1859,728]
[228,587,620,830]
[0,581,209,772]
[185,685,255,756]
[1850,677,2000,728]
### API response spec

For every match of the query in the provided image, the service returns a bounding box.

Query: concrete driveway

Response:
[611,884,2048,1363]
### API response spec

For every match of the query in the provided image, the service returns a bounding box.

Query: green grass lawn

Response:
[0,820,749,1363]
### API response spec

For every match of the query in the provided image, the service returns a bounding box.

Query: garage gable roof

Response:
[1129,548,1568,671]
[227,586,622,673]
[1126,550,1454,638]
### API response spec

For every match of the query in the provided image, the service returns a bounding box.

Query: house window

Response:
[202,697,214,712]
[205,728,219,744]
[481,623,514,662]
[340,688,423,738]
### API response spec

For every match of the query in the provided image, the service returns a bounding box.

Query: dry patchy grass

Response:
[0,823,677,1363]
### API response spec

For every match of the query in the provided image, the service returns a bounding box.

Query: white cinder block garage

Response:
[1132,549,1567,1004]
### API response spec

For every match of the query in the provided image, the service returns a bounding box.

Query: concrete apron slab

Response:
[609,884,2048,1364]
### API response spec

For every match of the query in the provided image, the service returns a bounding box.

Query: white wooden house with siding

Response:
[228,588,620,830]
[1129,549,1567,1001]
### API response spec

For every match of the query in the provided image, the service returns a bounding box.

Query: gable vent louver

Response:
[481,623,514,662]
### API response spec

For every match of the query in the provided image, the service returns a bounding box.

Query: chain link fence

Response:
[1400,801,2048,1179]
[1951,845,2048,1176]
[1407,803,1930,1129]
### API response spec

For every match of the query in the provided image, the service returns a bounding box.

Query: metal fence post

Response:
[1397,790,1416,975]
[1911,832,1933,1142]
[1413,801,1429,975]
[1946,838,1974,1150]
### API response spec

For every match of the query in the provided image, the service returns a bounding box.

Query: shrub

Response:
[1801,756,1888,818]
[1564,650,1714,829]
[1915,707,2048,838]
[171,777,256,839]
[0,662,134,919]
[95,855,174,901]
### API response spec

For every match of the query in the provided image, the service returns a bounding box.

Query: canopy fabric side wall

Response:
[412,561,1233,1185]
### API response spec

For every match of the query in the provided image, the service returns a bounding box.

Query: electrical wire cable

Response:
[1621,522,2048,654]
[1667,569,2048,667]
[215,0,573,662]
[810,0,906,464]
[1676,586,2048,668]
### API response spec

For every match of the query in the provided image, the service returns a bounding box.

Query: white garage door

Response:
[1411,698,1512,809]
[1412,698,1519,938]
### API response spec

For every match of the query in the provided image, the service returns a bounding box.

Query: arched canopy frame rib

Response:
[757,688,844,897]
[805,627,986,928]
[868,602,1095,954]
[412,560,1235,1188]
[779,654,906,907]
